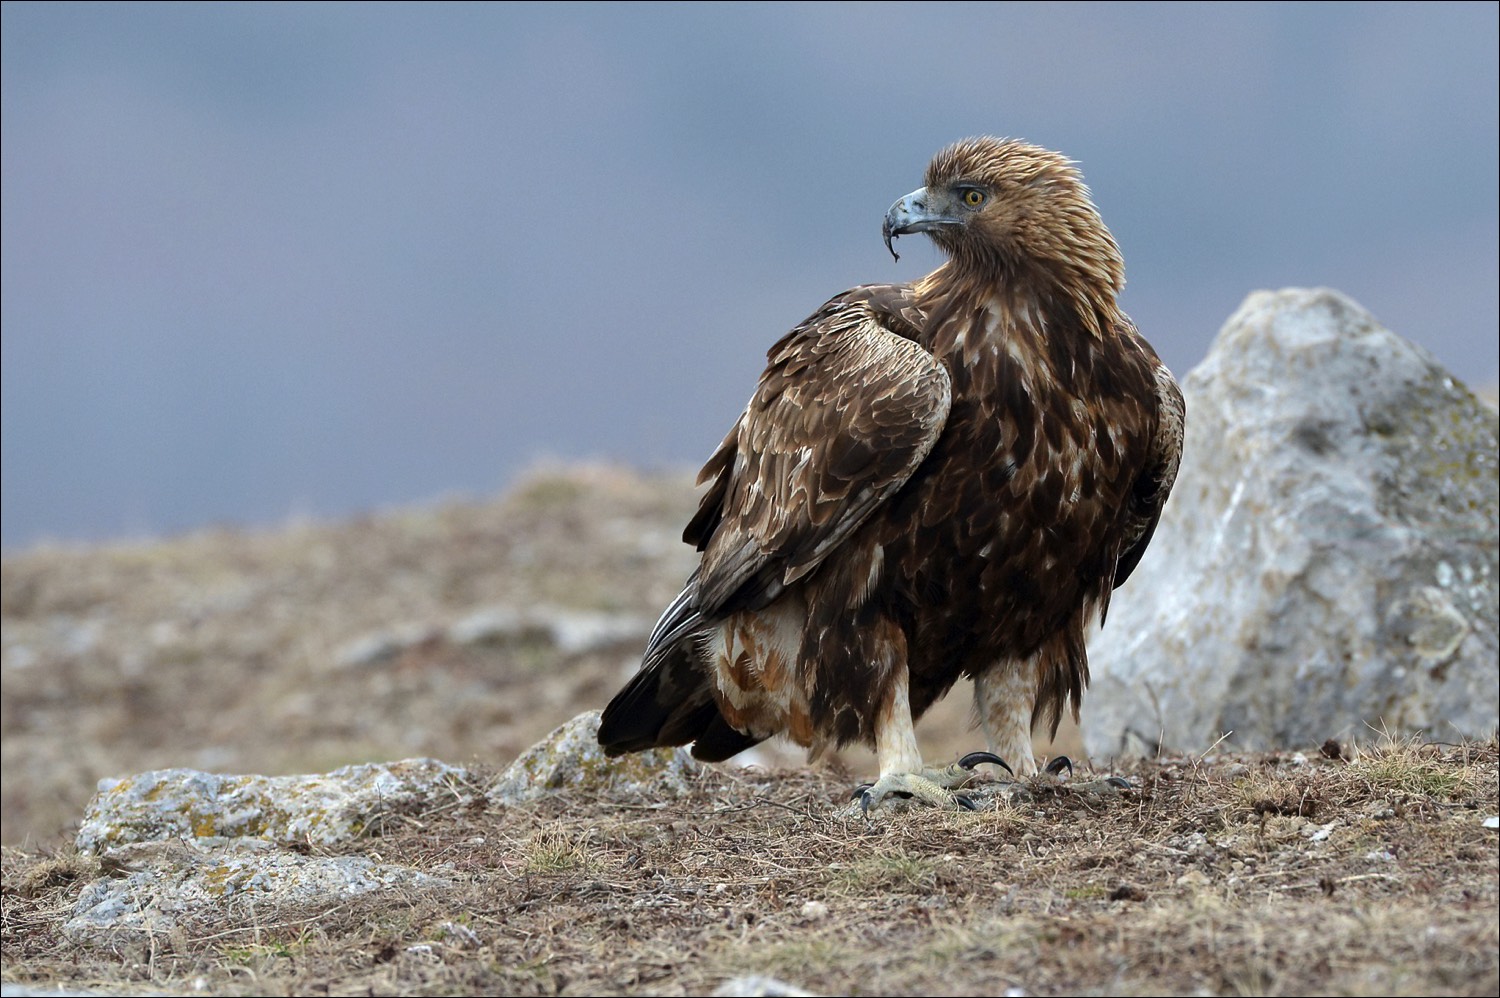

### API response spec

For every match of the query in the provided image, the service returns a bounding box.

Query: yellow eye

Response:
[963,189,985,207]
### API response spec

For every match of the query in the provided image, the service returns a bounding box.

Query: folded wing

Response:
[598,287,950,758]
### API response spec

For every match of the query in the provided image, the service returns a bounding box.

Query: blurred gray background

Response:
[4,2,1496,549]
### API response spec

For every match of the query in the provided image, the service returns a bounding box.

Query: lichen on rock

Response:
[489,710,700,805]
[76,757,480,854]
[64,838,449,944]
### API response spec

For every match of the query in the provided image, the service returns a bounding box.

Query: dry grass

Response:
[3,741,1496,996]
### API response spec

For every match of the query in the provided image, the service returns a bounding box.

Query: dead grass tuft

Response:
[824,851,942,894]
[3,848,96,900]
[1344,732,1491,801]
[520,824,601,875]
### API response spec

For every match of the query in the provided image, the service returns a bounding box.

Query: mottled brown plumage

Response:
[599,137,1183,797]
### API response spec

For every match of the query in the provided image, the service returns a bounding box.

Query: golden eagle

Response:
[598,137,1184,810]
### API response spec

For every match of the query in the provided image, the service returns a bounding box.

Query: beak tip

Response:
[882,222,900,262]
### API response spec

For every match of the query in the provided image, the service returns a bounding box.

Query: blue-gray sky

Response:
[3,2,1497,548]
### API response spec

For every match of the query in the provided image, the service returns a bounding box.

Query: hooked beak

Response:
[882,186,962,261]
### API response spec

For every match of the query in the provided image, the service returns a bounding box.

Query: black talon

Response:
[1106,776,1132,789]
[957,751,1015,776]
[1044,755,1074,777]
[851,782,874,801]
[954,794,978,811]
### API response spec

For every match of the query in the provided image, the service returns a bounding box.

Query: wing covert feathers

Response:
[691,290,950,615]
[600,287,946,761]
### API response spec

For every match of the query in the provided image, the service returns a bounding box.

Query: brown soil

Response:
[3,466,1497,996]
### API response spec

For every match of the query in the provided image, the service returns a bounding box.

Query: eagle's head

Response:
[883,136,1124,294]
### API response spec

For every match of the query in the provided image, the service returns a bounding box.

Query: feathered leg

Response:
[973,653,1130,795]
[973,654,1043,777]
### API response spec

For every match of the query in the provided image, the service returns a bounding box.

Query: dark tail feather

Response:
[598,632,765,760]
[598,575,767,761]
[598,638,710,755]
[689,713,764,762]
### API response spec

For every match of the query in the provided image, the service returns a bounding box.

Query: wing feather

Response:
[690,288,950,615]
[1112,357,1185,593]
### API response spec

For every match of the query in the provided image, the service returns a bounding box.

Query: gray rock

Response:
[333,603,651,668]
[63,838,447,944]
[65,759,470,945]
[448,603,652,656]
[333,622,441,667]
[76,757,479,853]
[1084,288,1498,756]
[52,710,702,953]
[489,710,699,805]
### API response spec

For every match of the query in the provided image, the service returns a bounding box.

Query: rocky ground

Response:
[2,465,1497,996]
[0,465,1085,852]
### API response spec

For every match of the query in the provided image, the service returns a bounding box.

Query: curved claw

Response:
[1044,755,1074,778]
[957,751,1015,777]
[1105,776,1133,789]
[953,794,978,811]
[850,782,874,801]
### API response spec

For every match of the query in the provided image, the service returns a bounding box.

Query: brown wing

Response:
[599,285,946,758]
[1111,343,1186,593]
[686,286,951,615]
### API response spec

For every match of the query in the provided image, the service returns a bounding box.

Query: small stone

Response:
[447,604,650,655]
[64,844,449,944]
[1308,821,1338,842]
[800,899,829,920]
[1175,870,1211,888]
[438,921,481,947]
[713,976,819,998]
[333,623,439,667]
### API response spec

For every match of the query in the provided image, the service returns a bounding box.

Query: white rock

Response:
[445,605,552,647]
[437,920,482,947]
[1085,288,1499,757]
[1308,821,1339,843]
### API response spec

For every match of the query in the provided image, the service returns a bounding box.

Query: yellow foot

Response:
[855,771,975,814]
[853,752,1016,815]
